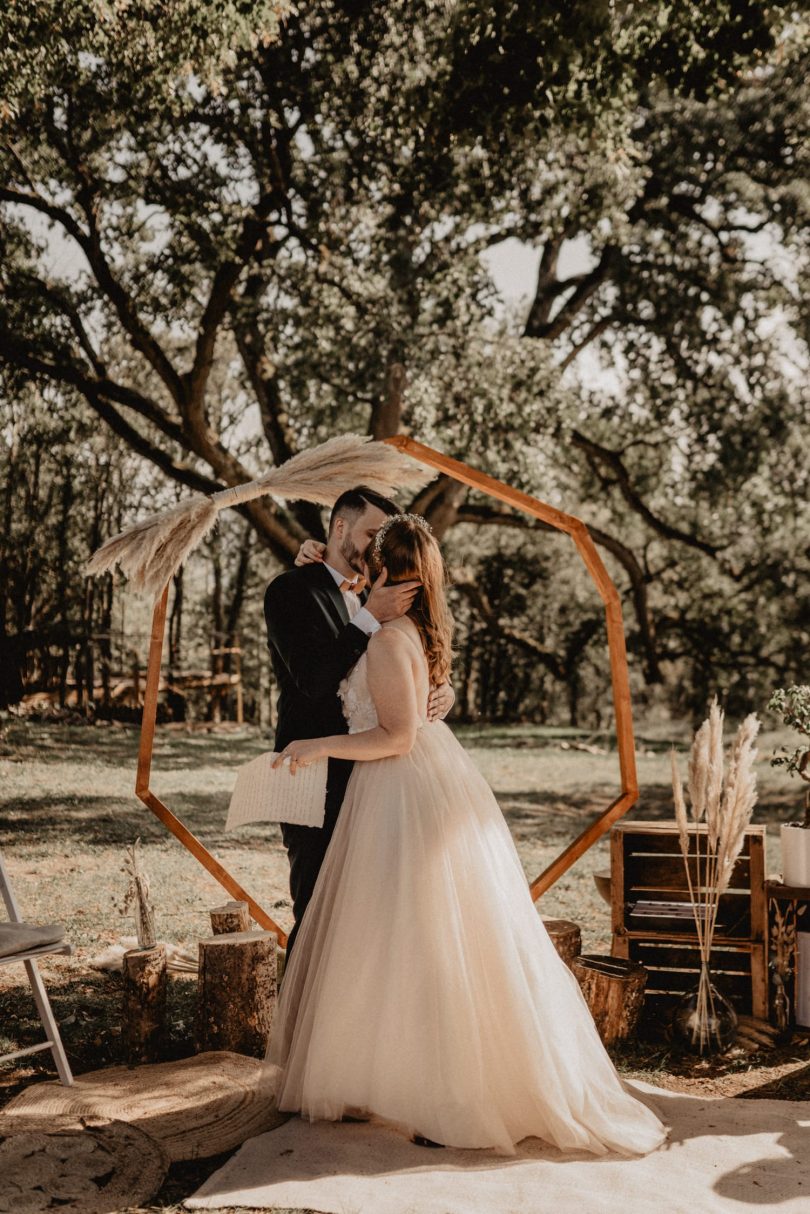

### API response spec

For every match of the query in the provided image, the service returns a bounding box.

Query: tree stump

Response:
[210,900,251,935]
[196,930,277,1056]
[571,953,648,1045]
[541,918,582,968]
[122,943,167,1065]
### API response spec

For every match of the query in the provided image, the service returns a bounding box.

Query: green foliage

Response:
[768,685,810,781]
[0,0,807,722]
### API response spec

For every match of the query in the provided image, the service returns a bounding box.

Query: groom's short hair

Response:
[328,486,400,534]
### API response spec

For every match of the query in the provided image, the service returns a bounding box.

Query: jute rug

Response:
[2,1052,287,1162]
[183,1079,809,1214]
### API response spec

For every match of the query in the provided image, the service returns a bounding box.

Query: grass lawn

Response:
[1,716,808,1212]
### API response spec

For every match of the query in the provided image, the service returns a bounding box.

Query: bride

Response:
[259,512,669,1158]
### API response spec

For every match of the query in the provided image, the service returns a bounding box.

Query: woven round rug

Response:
[0,1114,169,1213]
[2,1051,288,1161]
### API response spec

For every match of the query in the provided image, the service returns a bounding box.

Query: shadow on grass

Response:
[0,721,272,772]
[0,792,285,850]
[0,968,200,1106]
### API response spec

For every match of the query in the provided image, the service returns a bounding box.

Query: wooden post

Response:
[196,930,277,1056]
[571,954,648,1045]
[134,587,287,945]
[122,944,167,1064]
[210,900,251,935]
[542,918,582,968]
[234,632,244,725]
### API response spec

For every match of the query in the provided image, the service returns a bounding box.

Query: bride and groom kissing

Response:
[260,485,669,1158]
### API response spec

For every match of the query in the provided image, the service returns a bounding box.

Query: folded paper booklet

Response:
[225,753,328,830]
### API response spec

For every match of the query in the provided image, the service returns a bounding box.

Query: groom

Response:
[264,486,455,964]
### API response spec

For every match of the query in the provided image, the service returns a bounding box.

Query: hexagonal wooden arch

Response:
[134,435,639,948]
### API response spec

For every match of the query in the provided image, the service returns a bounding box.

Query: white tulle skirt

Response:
[259,720,669,1158]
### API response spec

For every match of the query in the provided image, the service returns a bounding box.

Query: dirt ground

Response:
[1,717,808,1213]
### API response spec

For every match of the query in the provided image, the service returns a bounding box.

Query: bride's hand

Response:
[427,681,455,721]
[272,738,326,774]
[294,539,327,567]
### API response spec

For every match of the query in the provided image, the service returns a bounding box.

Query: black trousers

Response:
[280,766,351,971]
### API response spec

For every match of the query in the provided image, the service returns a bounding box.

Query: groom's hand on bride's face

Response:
[427,681,455,721]
[294,539,327,567]
[365,566,421,623]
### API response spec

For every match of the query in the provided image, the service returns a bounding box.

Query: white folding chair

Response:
[0,847,74,1084]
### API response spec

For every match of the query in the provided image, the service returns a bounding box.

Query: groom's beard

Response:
[338,535,369,576]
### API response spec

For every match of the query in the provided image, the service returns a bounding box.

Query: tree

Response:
[1,1,806,719]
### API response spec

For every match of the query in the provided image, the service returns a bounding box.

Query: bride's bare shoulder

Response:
[380,617,422,643]
[371,618,422,657]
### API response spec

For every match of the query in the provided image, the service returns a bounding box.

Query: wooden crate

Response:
[610,821,768,1033]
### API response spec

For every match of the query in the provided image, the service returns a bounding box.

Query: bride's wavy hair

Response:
[367,515,454,685]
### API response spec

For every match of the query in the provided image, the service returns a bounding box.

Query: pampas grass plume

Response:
[687,719,710,822]
[716,712,760,895]
[85,433,435,600]
[706,696,725,849]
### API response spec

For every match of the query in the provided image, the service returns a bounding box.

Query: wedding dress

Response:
[259,619,669,1157]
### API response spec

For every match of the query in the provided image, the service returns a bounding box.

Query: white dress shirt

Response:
[322,562,380,636]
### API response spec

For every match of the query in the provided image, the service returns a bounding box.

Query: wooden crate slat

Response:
[613,821,764,859]
[625,895,752,938]
[640,969,751,999]
[625,854,750,890]
[624,887,751,906]
[623,930,756,948]
[631,941,753,972]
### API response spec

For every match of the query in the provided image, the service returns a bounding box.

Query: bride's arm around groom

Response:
[273,624,423,773]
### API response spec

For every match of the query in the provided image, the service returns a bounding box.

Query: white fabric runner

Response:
[183,1078,810,1214]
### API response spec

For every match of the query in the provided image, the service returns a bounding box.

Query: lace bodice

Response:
[338,651,378,734]
[338,624,429,735]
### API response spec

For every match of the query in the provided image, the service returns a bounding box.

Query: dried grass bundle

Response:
[120,837,157,950]
[670,697,761,1051]
[85,433,435,599]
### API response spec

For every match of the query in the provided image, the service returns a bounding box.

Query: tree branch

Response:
[570,430,724,557]
[451,574,566,679]
[454,504,663,682]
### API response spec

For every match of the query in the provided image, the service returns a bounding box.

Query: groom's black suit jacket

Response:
[263,561,371,959]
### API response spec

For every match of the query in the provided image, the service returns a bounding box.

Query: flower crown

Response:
[372,512,433,557]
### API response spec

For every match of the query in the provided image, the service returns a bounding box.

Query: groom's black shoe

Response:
[411,1133,445,1148]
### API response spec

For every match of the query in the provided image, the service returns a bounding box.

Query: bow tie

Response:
[338,575,366,595]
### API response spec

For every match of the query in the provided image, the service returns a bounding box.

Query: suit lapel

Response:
[312,561,350,627]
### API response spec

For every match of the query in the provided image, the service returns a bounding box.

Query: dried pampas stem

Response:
[85,433,435,600]
[706,697,724,849]
[672,747,705,955]
[670,700,761,1052]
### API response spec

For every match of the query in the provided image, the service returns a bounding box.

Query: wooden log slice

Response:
[196,930,277,1057]
[0,1114,169,1213]
[571,953,648,1045]
[210,900,252,935]
[541,918,582,968]
[1,1052,288,1162]
[122,942,167,1065]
